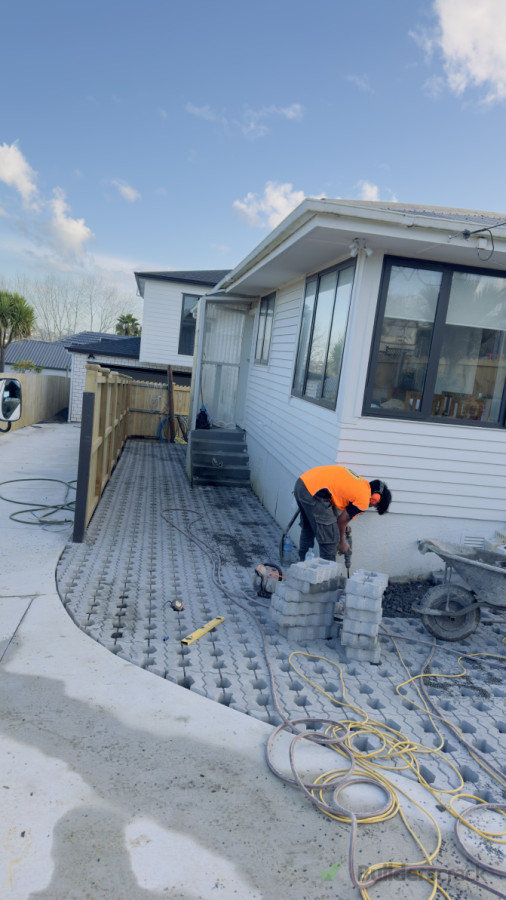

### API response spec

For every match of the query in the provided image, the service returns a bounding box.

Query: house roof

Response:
[134,269,230,296]
[5,338,71,370]
[64,333,141,359]
[209,198,506,299]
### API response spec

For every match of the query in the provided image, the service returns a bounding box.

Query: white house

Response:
[188,199,506,577]
[134,269,230,376]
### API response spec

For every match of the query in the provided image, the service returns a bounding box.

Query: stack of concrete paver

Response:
[270,557,342,642]
[341,569,389,663]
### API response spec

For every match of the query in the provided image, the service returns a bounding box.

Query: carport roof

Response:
[64,334,141,359]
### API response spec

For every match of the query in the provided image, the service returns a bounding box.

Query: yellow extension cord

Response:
[287,638,506,899]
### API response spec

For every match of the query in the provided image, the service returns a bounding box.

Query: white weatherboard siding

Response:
[241,256,506,576]
[245,276,345,528]
[139,279,200,367]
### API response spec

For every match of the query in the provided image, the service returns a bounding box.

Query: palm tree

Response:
[0,291,36,372]
[115,313,141,336]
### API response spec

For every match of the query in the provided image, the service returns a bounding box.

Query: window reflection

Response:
[433,272,506,423]
[367,262,506,426]
[370,266,441,411]
[293,263,354,407]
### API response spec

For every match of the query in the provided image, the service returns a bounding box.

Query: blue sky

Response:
[1,0,506,312]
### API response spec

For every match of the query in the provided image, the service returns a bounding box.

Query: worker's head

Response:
[368,480,392,515]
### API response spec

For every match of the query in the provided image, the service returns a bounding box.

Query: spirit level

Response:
[180,616,225,645]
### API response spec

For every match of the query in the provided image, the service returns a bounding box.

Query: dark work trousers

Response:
[293,478,340,561]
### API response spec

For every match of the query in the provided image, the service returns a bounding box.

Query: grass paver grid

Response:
[57,440,506,791]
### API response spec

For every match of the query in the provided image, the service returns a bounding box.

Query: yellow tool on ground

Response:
[181,616,225,645]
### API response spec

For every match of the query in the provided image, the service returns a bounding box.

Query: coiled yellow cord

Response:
[284,646,506,898]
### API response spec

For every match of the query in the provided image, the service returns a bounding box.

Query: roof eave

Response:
[209,198,506,296]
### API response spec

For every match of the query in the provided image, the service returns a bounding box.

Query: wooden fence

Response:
[73,364,190,540]
[0,371,70,431]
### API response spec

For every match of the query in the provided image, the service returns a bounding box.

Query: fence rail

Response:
[73,364,190,541]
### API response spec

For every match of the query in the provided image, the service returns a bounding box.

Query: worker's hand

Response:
[338,539,350,555]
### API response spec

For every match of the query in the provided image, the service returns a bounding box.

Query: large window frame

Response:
[292,259,355,409]
[254,292,275,364]
[363,256,506,429]
[178,293,199,356]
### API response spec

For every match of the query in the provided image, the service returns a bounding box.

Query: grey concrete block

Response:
[340,632,379,649]
[341,618,379,638]
[344,594,382,613]
[346,571,388,601]
[352,569,388,589]
[344,606,383,625]
[344,645,382,664]
[286,558,342,585]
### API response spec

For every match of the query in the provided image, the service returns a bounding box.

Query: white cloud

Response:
[346,74,373,93]
[233,181,305,228]
[357,180,380,202]
[240,104,303,138]
[47,187,93,255]
[415,0,506,102]
[111,179,141,202]
[186,101,303,138]
[0,141,39,209]
[186,102,228,128]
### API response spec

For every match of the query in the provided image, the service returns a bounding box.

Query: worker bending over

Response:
[294,465,391,561]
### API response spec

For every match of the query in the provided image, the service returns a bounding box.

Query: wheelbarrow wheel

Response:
[420,584,480,641]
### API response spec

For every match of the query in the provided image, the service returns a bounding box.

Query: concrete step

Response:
[192,464,251,486]
[191,449,249,467]
[190,428,246,447]
[189,428,250,487]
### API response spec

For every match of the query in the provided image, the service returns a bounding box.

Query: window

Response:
[178,294,199,356]
[364,257,506,427]
[255,293,275,363]
[292,260,355,408]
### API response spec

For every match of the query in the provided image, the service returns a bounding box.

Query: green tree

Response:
[0,291,36,372]
[11,360,43,374]
[115,313,141,336]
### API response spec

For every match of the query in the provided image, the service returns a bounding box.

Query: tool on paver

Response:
[181,616,225,645]
[171,599,184,612]
[253,563,284,598]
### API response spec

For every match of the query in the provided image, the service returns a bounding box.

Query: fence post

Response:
[73,392,95,542]
[167,366,176,442]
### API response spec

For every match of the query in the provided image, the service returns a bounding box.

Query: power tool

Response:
[279,509,300,565]
[343,525,352,578]
[253,563,284,598]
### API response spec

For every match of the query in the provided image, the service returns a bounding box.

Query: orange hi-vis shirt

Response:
[300,465,371,513]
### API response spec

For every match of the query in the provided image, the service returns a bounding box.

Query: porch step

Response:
[189,428,251,487]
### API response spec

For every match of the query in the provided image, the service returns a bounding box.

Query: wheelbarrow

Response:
[414,539,506,641]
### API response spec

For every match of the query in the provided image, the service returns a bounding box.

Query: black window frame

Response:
[254,292,276,364]
[363,255,506,429]
[178,293,199,357]
[291,258,355,409]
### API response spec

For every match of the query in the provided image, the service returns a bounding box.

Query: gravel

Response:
[381,579,430,618]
